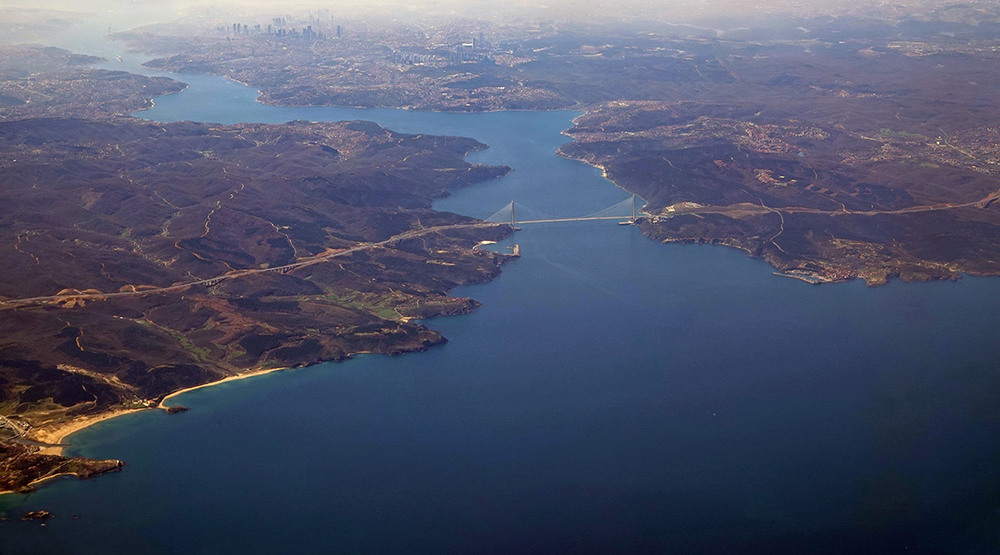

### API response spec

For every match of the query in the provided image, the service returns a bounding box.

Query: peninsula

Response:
[0,45,514,493]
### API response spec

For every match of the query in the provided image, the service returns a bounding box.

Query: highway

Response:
[515,216,634,224]
[4,185,998,310]
[0,221,508,310]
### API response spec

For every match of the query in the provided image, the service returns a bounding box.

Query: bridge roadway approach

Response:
[0,221,505,310]
[0,195,643,309]
[0,214,639,310]
[9,183,996,310]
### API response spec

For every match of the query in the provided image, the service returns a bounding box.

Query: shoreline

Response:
[32,410,146,457]
[22,366,292,459]
[7,471,86,497]
[0,472,74,498]
[158,366,289,409]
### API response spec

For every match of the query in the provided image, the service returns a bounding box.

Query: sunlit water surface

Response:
[2,25,1000,554]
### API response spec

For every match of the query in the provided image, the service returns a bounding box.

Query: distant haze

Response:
[3,0,977,28]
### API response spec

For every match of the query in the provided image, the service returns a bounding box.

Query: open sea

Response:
[1,19,999,554]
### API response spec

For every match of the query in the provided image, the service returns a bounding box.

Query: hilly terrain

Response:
[0,46,513,493]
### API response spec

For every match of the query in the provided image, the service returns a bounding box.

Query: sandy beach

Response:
[158,366,288,409]
[0,366,296,496]
[26,366,290,457]
[33,410,144,456]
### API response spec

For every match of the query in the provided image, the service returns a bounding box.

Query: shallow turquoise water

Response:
[2,36,1000,554]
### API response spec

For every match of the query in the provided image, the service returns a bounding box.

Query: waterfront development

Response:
[3,17,1000,554]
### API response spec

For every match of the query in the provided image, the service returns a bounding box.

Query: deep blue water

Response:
[3,35,1000,555]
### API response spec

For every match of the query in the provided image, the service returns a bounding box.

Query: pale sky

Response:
[1,0,976,37]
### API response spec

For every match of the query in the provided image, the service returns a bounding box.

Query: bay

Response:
[2,30,1000,554]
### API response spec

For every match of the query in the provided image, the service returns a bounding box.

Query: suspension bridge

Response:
[0,196,644,309]
[484,195,640,226]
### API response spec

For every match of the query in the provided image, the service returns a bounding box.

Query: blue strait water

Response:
[3,49,1000,555]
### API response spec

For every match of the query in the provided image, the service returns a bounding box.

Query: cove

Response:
[3,37,1000,555]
